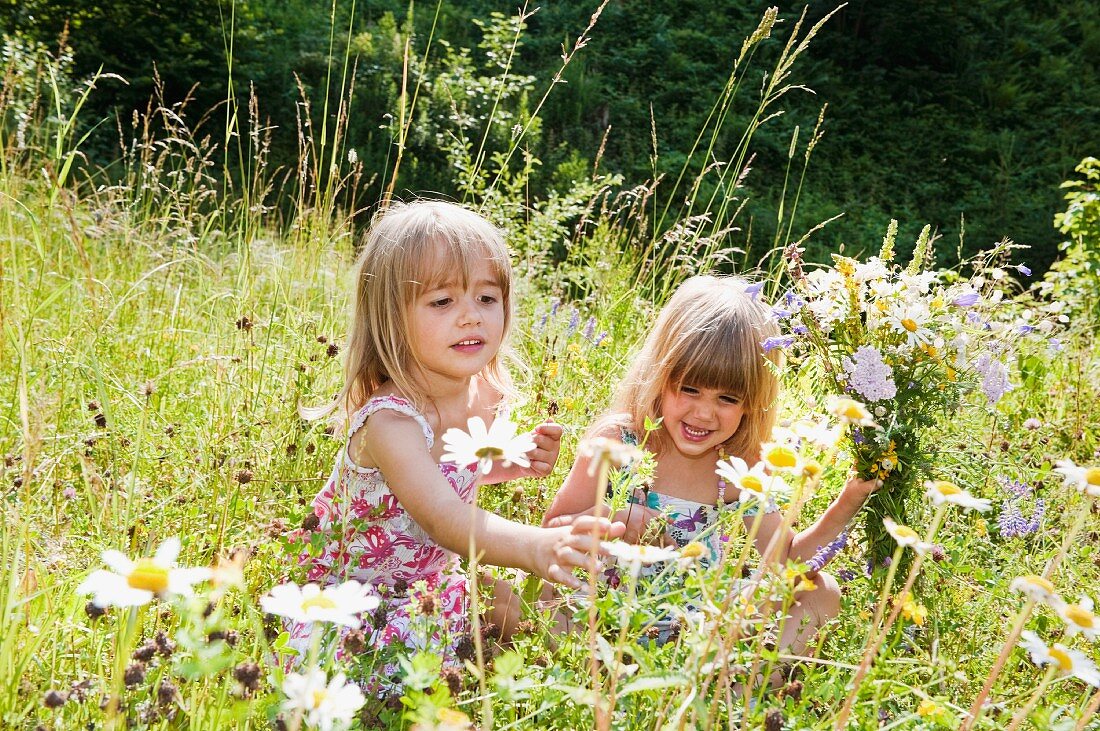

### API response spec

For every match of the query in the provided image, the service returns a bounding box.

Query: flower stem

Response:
[962,499,1092,730]
[1005,664,1057,731]
[1074,687,1100,731]
[834,503,946,730]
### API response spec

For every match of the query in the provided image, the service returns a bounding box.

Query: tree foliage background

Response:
[2,0,1096,271]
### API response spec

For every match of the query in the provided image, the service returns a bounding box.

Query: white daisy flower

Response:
[883,518,933,555]
[1057,595,1098,641]
[282,669,365,730]
[789,418,843,449]
[1053,459,1100,498]
[898,270,938,296]
[578,436,645,476]
[886,301,934,347]
[760,442,803,474]
[260,581,379,628]
[601,541,680,566]
[1010,575,1060,605]
[1019,631,1100,687]
[77,537,211,608]
[440,416,536,475]
[601,540,680,579]
[715,456,788,504]
[924,480,992,512]
[827,396,881,429]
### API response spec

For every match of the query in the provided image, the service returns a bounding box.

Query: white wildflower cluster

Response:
[841,346,897,402]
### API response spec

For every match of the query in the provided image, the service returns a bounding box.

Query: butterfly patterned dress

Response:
[604,429,780,587]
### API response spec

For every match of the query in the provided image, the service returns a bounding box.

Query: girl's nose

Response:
[458,297,482,326]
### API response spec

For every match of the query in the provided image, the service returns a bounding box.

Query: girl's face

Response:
[659,381,745,460]
[407,258,506,387]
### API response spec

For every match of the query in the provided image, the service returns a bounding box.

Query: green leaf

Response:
[618,672,691,696]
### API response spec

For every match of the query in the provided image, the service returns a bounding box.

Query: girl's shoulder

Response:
[346,393,436,469]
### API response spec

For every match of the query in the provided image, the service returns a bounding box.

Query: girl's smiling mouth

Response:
[680,422,713,442]
[452,338,485,353]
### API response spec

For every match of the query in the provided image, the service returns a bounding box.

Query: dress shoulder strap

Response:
[347,395,435,449]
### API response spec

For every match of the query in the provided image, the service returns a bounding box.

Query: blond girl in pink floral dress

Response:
[287,201,622,660]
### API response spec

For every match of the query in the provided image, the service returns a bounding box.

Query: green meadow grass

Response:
[1,12,1098,730]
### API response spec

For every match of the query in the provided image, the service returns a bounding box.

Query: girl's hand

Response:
[612,503,665,545]
[841,471,882,506]
[536,516,625,589]
[481,421,562,484]
[545,501,664,546]
[526,421,563,477]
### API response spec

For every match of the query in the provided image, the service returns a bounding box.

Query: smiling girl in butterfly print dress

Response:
[544,275,879,654]
[288,201,623,661]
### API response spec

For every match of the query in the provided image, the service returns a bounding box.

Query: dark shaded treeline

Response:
[3,0,1096,269]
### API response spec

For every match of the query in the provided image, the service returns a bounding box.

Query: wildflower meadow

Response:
[1,6,1099,731]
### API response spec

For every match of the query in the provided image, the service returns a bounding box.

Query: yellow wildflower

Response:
[917,699,939,717]
[902,597,928,626]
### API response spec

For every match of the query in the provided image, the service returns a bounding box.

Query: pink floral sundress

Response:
[289,395,478,656]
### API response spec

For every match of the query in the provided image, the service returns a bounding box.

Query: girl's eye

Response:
[430,298,452,307]
[720,395,741,405]
[478,295,498,304]
[680,385,699,395]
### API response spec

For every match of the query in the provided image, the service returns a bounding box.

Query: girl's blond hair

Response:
[605,275,781,462]
[320,200,518,424]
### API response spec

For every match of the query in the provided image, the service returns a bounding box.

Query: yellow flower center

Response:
[1019,575,1055,594]
[765,446,798,469]
[1086,467,1100,486]
[474,446,504,460]
[1048,647,1073,673]
[300,594,337,612]
[802,460,822,479]
[680,542,705,559]
[932,481,960,496]
[1065,605,1096,629]
[876,300,889,312]
[894,525,919,541]
[127,559,170,594]
[311,688,328,709]
[841,403,865,420]
[740,475,763,492]
[901,318,919,332]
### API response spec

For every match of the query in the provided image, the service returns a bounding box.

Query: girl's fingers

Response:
[535,422,563,439]
[547,564,581,589]
[557,546,599,573]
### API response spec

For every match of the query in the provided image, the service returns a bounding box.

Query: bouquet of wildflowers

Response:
[771,223,1058,573]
